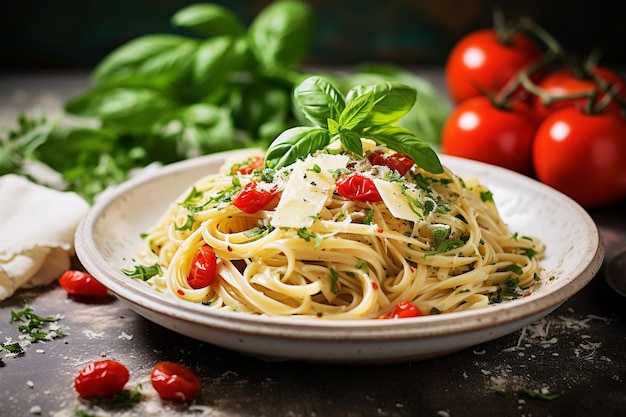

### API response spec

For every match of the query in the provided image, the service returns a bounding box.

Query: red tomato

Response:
[187,245,217,289]
[230,155,264,175]
[74,359,130,398]
[533,108,626,208]
[533,66,626,120]
[335,173,383,203]
[379,301,423,319]
[233,181,278,214]
[441,96,539,175]
[367,150,414,176]
[58,270,109,297]
[445,28,543,103]
[151,361,202,402]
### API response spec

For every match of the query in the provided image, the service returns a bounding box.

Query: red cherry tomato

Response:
[441,96,539,175]
[533,66,626,120]
[151,361,202,402]
[335,173,383,203]
[445,28,543,103]
[379,301,423,319]
[533,107,626,208]
[74,359,130,398]
[233,181,279,214]
[58,270,109,297]
[187,245,217,289]
[367,150,414,176]
[230,155,264,175]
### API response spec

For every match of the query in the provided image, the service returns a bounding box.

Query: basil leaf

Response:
[342,65,451,147]
[339,90,373,131]
[294,76,345,128]
[265,126,330,169]
[248,0,314,69]
[171,3,245,38]
[339,131,363,156]
[92,34,195,83]
[187,37,238,99]
[65,87,176,132]
[363,81,417,126]
[367,126,443,174]
[178,104,238,154]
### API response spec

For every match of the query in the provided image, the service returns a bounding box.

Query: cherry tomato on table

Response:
[151,361,202,402]
[533,66,626,120]
[58,270,109,297]
[533,107,626,208]
[74,359,130,398]
[233,181,279,214]
[379,301,423,319]
[187,245,217,289]
[441,96,539,175]
[335,172,383,203]
[445,28,543,103]
[367,150,414,176]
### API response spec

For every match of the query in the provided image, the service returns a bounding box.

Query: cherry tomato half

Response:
[74,359,130,398]
[445,28,543,103]
[367,150,414,176]
[58,270,109,297]
[533,107,626,208]
[233,181,279,214]
[533,66,626,120]
[187,245,217,289]
[379,301,423,319]
[230,155,264,175]
[335,173,383,203]
[441,96,539,175]
[151,361,202,402]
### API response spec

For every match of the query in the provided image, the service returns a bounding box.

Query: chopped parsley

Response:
[122,263,163,281]
[174,214,195,231]
[480,189,494,202]
[297,227,324,249]
[1,302,64,357]
[329,268,339,294]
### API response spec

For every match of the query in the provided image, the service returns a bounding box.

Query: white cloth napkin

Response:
[0,174,89,300]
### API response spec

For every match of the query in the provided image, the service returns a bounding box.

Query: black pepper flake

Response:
[227,246,233,252]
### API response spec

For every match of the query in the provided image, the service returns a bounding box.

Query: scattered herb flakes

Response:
[122,263,163,281]
[1,301,65,358]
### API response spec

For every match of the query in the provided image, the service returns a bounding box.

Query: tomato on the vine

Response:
[441,96,539,175]
[445,28,543,103]
[187,245,217,289]
[335,173,383,203]
[533,66,626,120]
[74,359,130,398]
[151,361,202,402]
[58,270,109,298]
[533,107,626,208]
[233,181,279,214]
[367,150,414,176]
[379,301,423,319]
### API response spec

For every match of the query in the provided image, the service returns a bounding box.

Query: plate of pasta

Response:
[75,146,603,364]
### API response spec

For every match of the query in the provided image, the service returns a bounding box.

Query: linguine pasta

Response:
[129,144,544,320]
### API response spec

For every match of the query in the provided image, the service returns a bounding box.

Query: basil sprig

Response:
[265,76,443,174]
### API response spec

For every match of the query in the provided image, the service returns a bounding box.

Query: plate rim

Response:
[75,151,605,343]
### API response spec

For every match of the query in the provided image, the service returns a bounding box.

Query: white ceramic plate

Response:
[75,150,604,364]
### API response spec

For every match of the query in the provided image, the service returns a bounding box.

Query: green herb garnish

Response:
[264,76,442,173]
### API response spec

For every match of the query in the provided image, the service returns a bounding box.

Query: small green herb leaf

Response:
[338,90,374,131]
[264,126,331,169]
[293,76,345,127]
[122,263,163,281]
